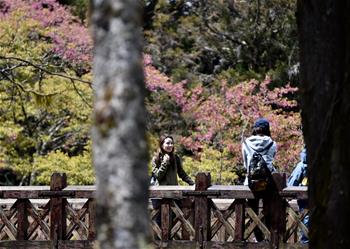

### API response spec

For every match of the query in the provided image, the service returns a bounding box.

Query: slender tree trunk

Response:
[297,1,350,248]
[91,1,150,248]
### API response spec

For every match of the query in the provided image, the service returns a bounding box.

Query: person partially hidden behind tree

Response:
[288,148,309,244]
[242,118,277,242]
[150,134,194,238]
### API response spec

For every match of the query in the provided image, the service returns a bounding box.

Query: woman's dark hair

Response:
[154,134,175,166]
[159,134,174,154]
[252,126,271,137]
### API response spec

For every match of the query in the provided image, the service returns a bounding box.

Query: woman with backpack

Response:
[242,118,277,242]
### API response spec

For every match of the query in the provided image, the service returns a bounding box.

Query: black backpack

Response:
[247,142,274,193]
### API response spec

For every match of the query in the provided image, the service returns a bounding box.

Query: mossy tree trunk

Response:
[297,1,350,248]
[91,0,151,248]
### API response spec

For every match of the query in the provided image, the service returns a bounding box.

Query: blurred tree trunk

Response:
[91,1,151,248]
[297,1,350,248]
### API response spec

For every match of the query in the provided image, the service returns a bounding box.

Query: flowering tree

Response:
[145,55,303,183]
[0,0,93,184]
[0,0,303,186]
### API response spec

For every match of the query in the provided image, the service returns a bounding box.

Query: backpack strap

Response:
[263,141,274,153]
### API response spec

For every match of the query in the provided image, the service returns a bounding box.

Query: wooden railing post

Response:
[268,173,287,248]
[50,173,67,242]
[88,199,96,240]
[194,172,211,243]
[161,199,171,240]
[234,199,245,241]
[16,199,29,240]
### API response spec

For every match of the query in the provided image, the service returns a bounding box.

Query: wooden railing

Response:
[0,172,308,249]
[0,173,95,249]
[149,172,308,249]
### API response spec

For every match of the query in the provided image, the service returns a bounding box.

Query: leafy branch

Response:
[0,56,93,86]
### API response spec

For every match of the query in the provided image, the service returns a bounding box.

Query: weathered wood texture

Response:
[154,241,307,249]
[0,173,95,246]
[150,173,308,248]
[0,173,308,248]
[0,240,94,249]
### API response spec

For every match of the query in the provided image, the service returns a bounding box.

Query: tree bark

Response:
[91,1,151,248]
[297,1,350,248]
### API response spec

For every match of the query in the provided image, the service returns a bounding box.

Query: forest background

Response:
[0,0,302,185]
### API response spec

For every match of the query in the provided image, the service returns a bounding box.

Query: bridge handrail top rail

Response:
[0,185,307,199]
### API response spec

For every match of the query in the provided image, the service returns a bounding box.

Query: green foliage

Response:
[32,148,94,185]
[181,145,238,185]
[144,1,302,179]
[0,0,303,186]
[145,0,298,84]
[0,0,93,185]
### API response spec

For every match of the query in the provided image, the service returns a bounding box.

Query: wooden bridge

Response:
[0,172,308,249]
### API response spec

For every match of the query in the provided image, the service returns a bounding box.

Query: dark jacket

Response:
[152,153,194,185]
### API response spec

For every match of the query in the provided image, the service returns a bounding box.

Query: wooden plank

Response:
[204,241,270,248]
[0,185,307,200]
[0,186,50,199]
[15,199,29,240]
[181,198,194,240]
[280,243,309,249]
[280,186,308,199]
[285,207,300,241]
[287,207,309,239]
[265,176,287,247]
[210,201,235,240]
[0,208,16,240]
[0,190,94,199]
[0,240,95,249]
[65,203,88,239]
[50,173,67,241]
[150,209,162,240]
[208,186,255,199]
[154,240,199,249]
[2,191,48,199]
[87,198,96,240]
[149,190,185,199]
[58,240,95,249]
[244,212,263,240]
[150,186,194,199]
[171,201,195,238]
[0,240,52,249]
[63,186,96,191]
[194,173,211,242]
[170,218,182,239]
[69,191,94,199]
[161,200,170,240]
[0,186,50,191]
[234,199,245,241]
[246,207,270,240]
[27,201,50,239]
[0,205,17,239]
[210,200,235,239]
